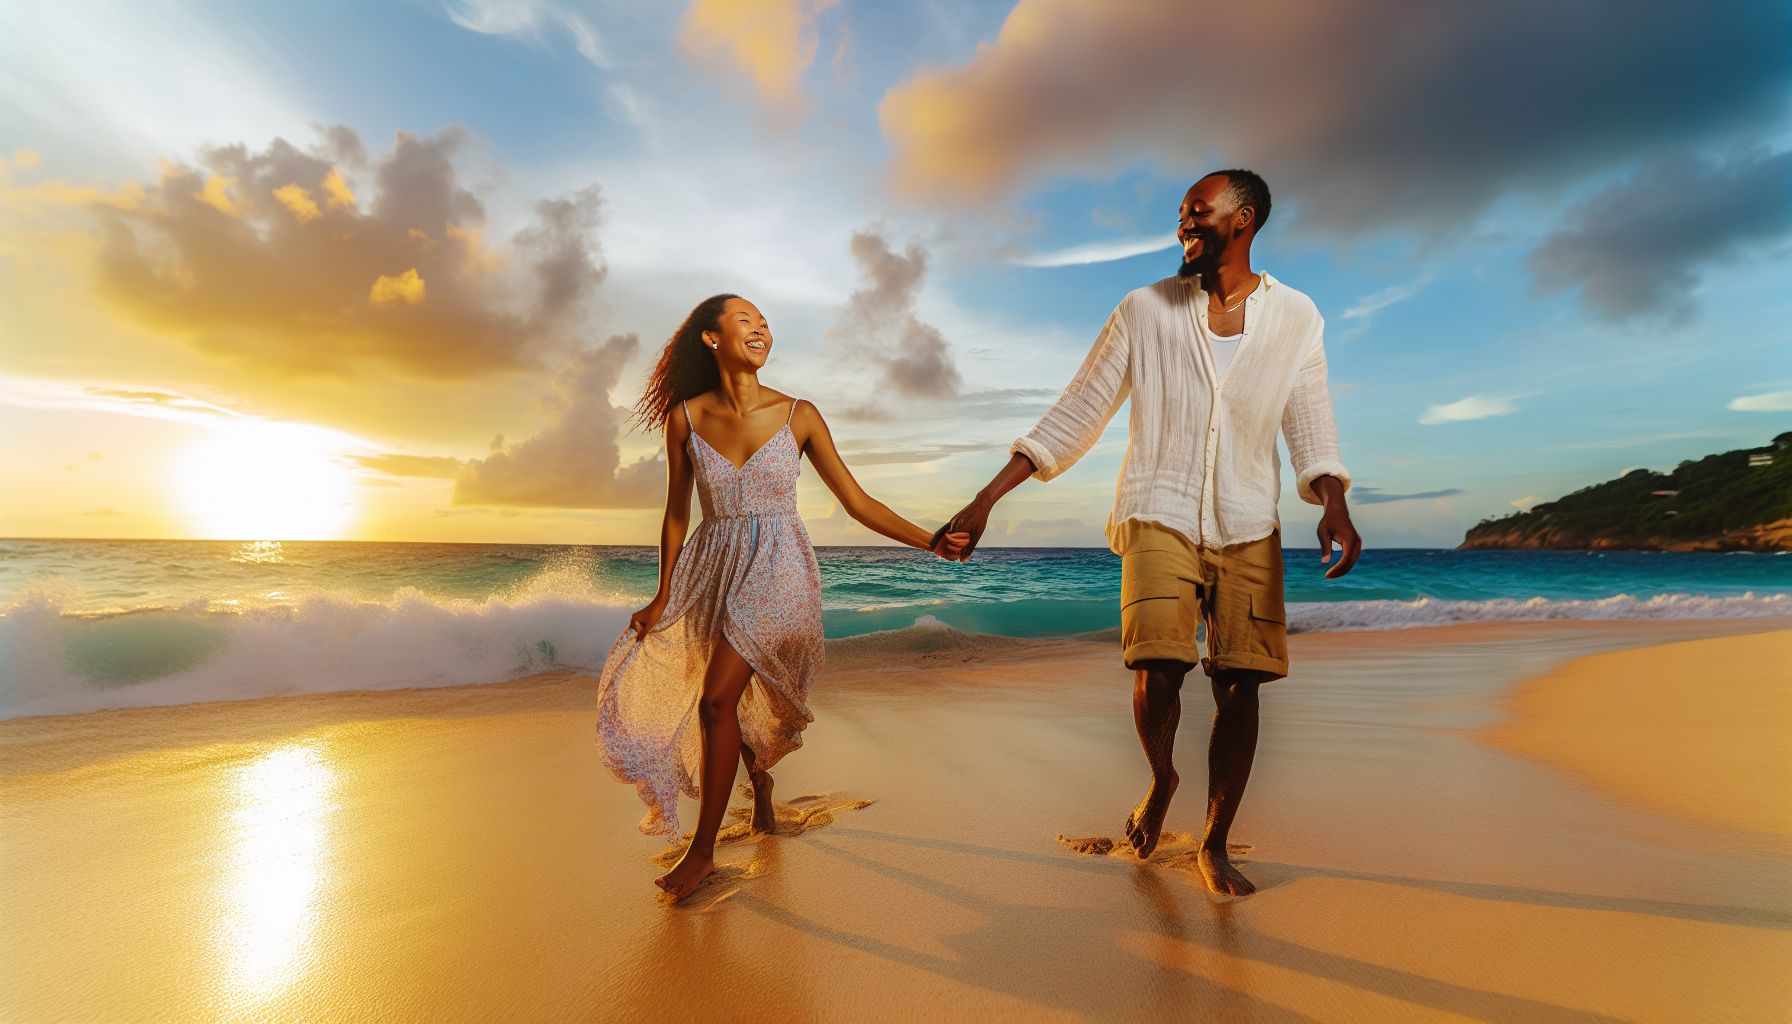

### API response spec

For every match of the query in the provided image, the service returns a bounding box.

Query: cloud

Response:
[78,506,123,516]
[1352,487,1464,505]
[1012,233,1177,267]
[1342,278,1430,320]
[71,127,606,378]
[830,230,962,404]
[1527,150,1792,322]
[1511,496,1538,510]
[835,438,1007,465]
[1729,389,1792,412]
[353,454,463,479]
[454,334,666,508]
[445,0,610,67]
[1420,395,1519,425]
[877,0,1792,235]
[1,377,247,428]
[678,0,837,116]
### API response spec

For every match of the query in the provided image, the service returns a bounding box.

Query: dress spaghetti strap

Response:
[681,400,692,430]
[785,399,798,425]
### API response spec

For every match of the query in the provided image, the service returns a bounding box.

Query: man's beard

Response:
[1177,231,1228,281]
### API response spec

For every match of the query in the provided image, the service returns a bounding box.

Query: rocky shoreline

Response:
[1457,516,1792,553]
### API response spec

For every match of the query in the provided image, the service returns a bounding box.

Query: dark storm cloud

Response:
[830,230,962,401]
[89,127,606,378]
[881,0,1792,235]
[453,333,665,508]
[1527,150,1792,322]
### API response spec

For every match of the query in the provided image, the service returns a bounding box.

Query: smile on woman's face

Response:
[705,298,773,369]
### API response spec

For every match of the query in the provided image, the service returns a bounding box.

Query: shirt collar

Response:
[1186,270,1276,299]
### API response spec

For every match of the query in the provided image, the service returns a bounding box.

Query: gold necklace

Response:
[1209,278,1255,314]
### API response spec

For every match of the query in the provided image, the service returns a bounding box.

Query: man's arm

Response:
[939,308,1132,559]
[934,452,1037,559]
[1282,325,1360,578]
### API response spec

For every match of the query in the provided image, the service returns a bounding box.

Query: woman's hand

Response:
[931,530,972,561]
[628,595,669,639]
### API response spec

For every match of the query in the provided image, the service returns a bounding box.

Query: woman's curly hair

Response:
[632,293,739,431]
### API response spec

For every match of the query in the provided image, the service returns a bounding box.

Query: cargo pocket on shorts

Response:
[1248,591,1288,662]
[1122,577,1197,648]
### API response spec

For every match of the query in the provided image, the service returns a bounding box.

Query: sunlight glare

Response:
[179,423,358,539]
[218,742,335,1001]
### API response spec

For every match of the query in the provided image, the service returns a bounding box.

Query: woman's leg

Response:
[739,742,776,834]
[656,636,755,898]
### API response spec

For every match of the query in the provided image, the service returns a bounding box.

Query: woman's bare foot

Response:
[1195,844,1256,897]
[747,769,775,834]
[654,850,716,901]
[1122,770,1177,858]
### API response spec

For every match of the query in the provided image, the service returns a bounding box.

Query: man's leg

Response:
[1196,668,1271,896]
[1124,658,1193,857]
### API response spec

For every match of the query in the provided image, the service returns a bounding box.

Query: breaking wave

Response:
[1,581,1785,720]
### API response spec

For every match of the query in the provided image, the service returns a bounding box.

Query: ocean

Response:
[2,538,1787,720]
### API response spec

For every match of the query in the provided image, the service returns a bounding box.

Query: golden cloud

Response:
[195,174,240,217]
[272,182,321,222]
[678,0,837,112]
[39,127,605,378]
[369,268,426,307]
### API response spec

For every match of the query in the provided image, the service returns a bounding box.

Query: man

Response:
[943,170,1360,896]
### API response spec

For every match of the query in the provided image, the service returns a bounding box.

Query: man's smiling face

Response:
[1178,175,1239,280]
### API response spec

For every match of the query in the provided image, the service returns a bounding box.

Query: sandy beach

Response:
[3,617,1789,1023]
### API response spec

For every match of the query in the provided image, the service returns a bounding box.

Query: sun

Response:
[179,423,359,540]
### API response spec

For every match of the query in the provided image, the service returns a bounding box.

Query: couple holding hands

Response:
[595,170,1362,901]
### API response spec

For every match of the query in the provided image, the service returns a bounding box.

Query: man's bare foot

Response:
[654,851,715,901]
[1195,844,1256,897]
[1122,770,1178,858]
[747,769,775,834]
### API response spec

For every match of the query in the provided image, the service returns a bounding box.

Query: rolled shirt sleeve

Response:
[1012,308,1132,481]
[1282,334,1350,505]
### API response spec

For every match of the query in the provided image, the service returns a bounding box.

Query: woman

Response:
[595,293,968,900]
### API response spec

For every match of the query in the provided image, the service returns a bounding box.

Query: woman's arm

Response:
[792,401,966,555]
[628,410,696,637]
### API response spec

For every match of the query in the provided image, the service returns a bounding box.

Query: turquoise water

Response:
[1,539,1786,718]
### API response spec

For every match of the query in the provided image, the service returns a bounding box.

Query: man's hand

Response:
[1310,475,1361,579]
[934,499,994,562]
[931,452,1038,561]
[931,529,972,560]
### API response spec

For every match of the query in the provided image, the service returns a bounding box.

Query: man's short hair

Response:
[1203,169,1272,230]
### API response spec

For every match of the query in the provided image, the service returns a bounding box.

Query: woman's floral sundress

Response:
[595,399,823,840]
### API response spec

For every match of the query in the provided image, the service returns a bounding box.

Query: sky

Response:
[2,0,1789,548]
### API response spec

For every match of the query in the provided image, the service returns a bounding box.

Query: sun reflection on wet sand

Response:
[217,742,335,1001]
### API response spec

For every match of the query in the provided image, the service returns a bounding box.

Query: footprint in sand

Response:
[1055,830,1256,885]
[1055,831,1277,900]
[654,792,874,907]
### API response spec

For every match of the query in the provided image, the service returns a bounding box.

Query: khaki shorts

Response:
[1114,519,1288,679]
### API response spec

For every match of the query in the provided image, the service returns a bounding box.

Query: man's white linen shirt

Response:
[1011,272,1350,552]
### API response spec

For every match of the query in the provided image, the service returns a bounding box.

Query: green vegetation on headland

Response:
[1459,432,1792,552]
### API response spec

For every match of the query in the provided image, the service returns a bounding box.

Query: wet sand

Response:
[1484,630,1791,840]
[2,618,1789,1022]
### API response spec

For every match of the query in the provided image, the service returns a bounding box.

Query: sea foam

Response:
[3,583,1786,720]
[0,581,634,721]
[1284,591,1791,633]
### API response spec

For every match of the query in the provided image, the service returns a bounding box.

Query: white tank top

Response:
[1206,327,1243,378]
